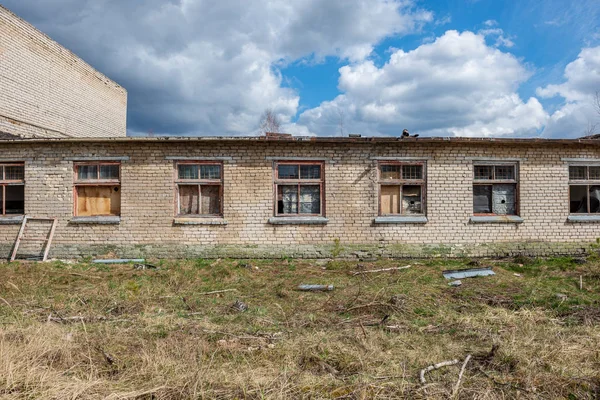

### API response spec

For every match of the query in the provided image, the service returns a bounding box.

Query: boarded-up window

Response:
[0,163,25,216]
[74,162,121,216]
[473,163,518,216]
[175,163,223,216]
[569,165,600,214]
[378,162,425,215]
[274,162,324,216]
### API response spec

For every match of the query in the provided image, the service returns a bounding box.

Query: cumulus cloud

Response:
[296,30,547,137]
[537,46,600,137]
[2,0,432,136]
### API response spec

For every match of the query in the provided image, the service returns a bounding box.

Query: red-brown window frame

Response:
[174,161,224,217]
[472,162,519,216]
[568,165,600,214]
[273,161,325,217]
[0,162,25,217]
[73,162,121,216]
[377,161,427,216]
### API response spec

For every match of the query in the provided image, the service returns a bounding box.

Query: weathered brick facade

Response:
[0,6,127,139]
[1,137,600,259]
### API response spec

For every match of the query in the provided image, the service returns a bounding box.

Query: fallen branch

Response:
[198,289,237,295]
[420,359,459,384]
[352,265,411,276]
[452,354,471,397]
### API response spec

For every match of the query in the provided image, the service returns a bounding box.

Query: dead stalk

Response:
[452,354,471,398]
[420,359,460,384]
[352,265,411,276]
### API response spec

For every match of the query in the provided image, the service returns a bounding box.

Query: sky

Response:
[4,0,600,138]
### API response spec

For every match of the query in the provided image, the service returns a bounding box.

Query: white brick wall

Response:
[0,6,127,139]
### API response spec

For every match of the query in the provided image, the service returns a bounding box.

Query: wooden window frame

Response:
[273,161,325,217]
[568,165,600,214]
[377,161,427,216]
[174,161,224,217]
[73,162,121,217]
[472,162,519,216]
[0,162,25,217]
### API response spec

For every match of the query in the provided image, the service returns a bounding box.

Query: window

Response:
[274,162,324,216]
[175,162,223,216]
[74,162,121,216]
[378,162,425,215]
[569,165,600,214]
[0,163,25,216]
[473,163,518,215]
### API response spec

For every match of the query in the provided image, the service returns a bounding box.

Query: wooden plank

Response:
[381,185,400,214]
[77,186,120,216]
[42,219,57,262]
[10,216,28,262]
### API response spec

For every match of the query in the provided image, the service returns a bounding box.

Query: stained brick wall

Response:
[1,139,599,259]
[0,6,127,139]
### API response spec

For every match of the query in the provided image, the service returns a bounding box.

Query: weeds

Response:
[0,257,599,398]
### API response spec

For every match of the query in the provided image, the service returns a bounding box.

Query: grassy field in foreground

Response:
[0,256,599,399]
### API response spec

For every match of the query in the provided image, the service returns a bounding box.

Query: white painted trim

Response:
[562,158,600,165]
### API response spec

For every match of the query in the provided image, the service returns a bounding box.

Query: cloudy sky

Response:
[4,0,600,138]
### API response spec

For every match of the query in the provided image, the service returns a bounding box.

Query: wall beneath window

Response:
[0,6,127,138]
[0,140,599,259]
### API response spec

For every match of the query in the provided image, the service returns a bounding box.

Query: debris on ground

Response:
[92,259,145,264]
[513,273,522,277]
[556,293,568,301]
[297,284,334,291]
[419,359,460,384]
[352,265,411,276]
[231,300,248,312]
[133,263,159,270]
[443,267,495,280]
[448,280,462,287]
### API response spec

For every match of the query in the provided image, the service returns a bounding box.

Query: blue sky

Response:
[3,0,600,138]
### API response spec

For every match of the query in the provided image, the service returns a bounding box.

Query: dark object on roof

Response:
[265,132,293,140]
[402,129,410,137]
[580,133,600,140]
[0,131,22,140]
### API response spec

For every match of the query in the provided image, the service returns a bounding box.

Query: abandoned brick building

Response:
[2,5,600,259]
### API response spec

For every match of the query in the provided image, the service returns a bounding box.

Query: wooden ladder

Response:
[10,217,58,262]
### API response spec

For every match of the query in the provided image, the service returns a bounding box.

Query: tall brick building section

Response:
[0,5,127,139]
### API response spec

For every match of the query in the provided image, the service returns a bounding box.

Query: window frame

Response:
[174,161,224,217]
[0,162,25,217]
[273,161,325,217]
[568,164,600,215]
[73,161,121,217]
[472,161,519,216]
[377,161,427,216]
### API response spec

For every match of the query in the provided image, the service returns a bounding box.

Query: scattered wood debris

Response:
[297,284,334,291]
[452,354,472,397]
[352,265,411,276]
[198,289,237,296]
[231,300,248,312]
[420,358,460,384]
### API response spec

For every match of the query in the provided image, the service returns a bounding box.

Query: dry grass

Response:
[0,256,599,399]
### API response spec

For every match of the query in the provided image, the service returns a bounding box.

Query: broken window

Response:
[0,163,25,216]
[275,162,324,216]
[569,165,600,214]
[175,163,222,216]
[473,163,518,215]
[378,162,425,215]
[74,162,121,216]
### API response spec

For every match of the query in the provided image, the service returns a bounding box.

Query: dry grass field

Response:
[0,256,599,399]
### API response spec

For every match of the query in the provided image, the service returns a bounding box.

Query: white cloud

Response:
[295,30,547,137]
[537,46,600,137]
[3,0,433,135]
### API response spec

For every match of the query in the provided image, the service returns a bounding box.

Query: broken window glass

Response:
[201,185,220,214]
[77,165,98,180]
[299,185,320,214]
[277,185,298,214]
[402,185,422,214]
[278,165,299,179]
[300,165,321,179]
[491,184,516,215]
[178,165,199,180]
